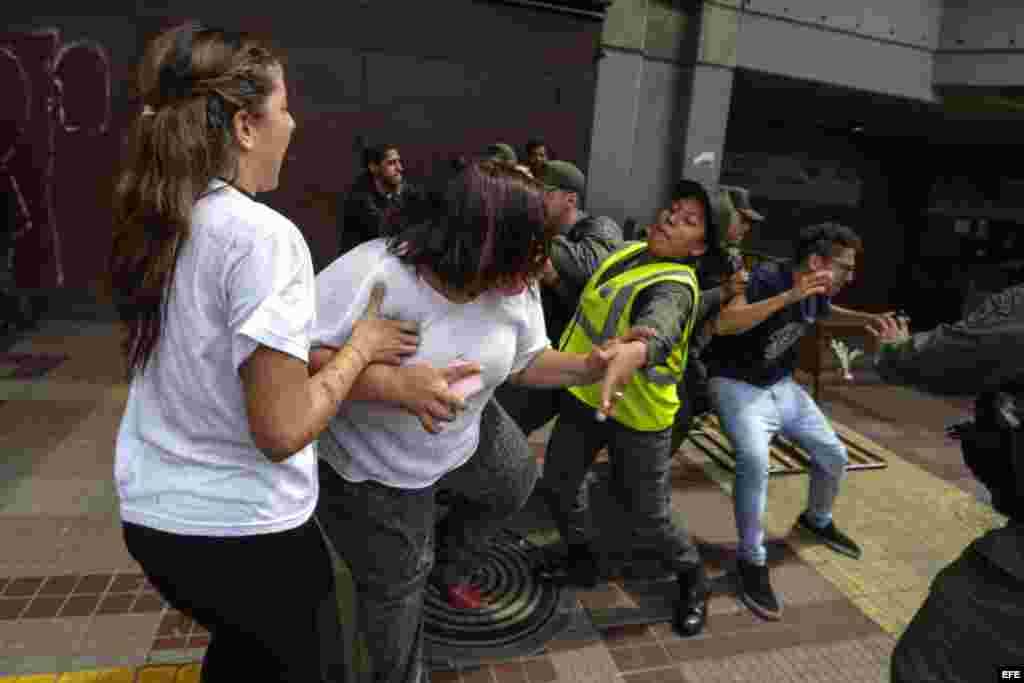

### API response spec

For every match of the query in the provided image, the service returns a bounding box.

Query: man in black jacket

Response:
[338,143,428,256]
[870,294,1024,683]
[494,160,623,437]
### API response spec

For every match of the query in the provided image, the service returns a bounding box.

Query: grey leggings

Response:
[315,398,537,683]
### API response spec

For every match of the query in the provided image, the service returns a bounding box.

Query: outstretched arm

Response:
[870,287,1024,396]
[715,270,831,335]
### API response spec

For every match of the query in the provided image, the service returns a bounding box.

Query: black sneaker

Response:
[735,559,782,621]
[797,513,863,559]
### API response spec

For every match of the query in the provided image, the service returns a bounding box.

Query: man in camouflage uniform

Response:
[870,291,1024,683]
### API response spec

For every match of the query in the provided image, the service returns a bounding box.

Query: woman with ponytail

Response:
[108,23,419,681]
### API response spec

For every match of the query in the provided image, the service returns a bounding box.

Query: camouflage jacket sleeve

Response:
[629,281,696,369]
[548,215,624,305]
[875,285,1024,396]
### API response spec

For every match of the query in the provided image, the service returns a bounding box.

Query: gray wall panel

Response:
[629,60,693,226]
[934,52,1024,88]
[741,0,943,49]
[585,49,645,225]
[735,10,936,102]
[939,2,1024,50]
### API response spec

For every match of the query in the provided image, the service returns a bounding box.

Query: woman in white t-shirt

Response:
[107,24,418,682]
[311,160,646,683]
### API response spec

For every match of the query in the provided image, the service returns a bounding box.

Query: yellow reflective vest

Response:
[560,242,700,432]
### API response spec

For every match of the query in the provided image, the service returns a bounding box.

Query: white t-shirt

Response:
[313,238,549,489]
[115,182,318,537]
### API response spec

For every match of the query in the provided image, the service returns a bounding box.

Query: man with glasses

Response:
[705,222,883,621]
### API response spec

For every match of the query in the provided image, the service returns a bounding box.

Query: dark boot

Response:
[536,542,599,588]
[673,564,708,637]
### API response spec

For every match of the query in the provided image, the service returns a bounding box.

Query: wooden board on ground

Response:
[687,413,888,475]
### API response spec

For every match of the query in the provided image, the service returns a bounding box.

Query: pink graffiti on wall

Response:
[0,28,111,289]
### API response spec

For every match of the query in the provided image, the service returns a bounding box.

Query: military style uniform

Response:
[875,284,1024,682]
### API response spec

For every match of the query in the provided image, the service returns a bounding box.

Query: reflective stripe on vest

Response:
[560,242,700,431]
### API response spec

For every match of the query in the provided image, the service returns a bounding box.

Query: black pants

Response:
[493,381,560,438]
[539,391,701,572]
[891,535,1024,683]
[123,518,344,682]
[670,354,712,455]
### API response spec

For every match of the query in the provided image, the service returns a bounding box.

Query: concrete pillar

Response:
[585,50,646,224]
[586,1,741,224]
[676,1,740,189]
[585,0,648,225]
[678,64,735,188]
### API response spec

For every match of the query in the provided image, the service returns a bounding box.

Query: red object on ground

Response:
[446,583,485,610]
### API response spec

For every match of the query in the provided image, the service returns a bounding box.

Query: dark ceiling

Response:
[729,68,1022,145]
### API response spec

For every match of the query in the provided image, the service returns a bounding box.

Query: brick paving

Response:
[0,319,1008,682]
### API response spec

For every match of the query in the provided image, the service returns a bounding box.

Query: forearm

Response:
[512,348,599,388]
[874,327,993,396]
[311,345,408,405]
[271,345,370,459]
[716,291,794,335]
[830,305,876,325]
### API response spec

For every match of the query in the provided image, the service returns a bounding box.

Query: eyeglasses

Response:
[830,259,856,275]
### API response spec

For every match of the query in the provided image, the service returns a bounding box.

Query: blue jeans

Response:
[708,375,848,566]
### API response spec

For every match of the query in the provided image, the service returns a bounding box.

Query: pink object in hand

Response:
[447,360,484,400]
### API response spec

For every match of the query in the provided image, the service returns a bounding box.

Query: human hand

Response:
[595,342,648,420]
[398,361,481,434]
[787,269,833,304]
[349,283,421,365]
[866,314,911,345]
[724,269,749,300]
[540,258,560,287]
[584,327,655,376]
[613,326,658,345]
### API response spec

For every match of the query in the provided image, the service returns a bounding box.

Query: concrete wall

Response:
[586,0,702,228]
[728,0,940,102]
[584,0,961,228]
[935,1,1024,88]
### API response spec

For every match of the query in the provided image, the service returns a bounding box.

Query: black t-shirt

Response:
[708,262,832,387]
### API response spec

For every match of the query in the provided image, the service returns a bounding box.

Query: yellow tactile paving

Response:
[173,664,200,683]
[134,666,178,683]
[695,422,1007,636]
[89,670,134,683]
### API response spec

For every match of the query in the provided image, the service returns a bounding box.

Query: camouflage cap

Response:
[541,160,586,197]
[486,143,518,165]
[721,184,765,221]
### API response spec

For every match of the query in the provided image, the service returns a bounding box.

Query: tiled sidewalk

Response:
[0,319,1006,682]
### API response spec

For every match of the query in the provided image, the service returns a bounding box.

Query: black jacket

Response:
[879,284,1024,683]
[338,174,428,256]
[545,213,623,345]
